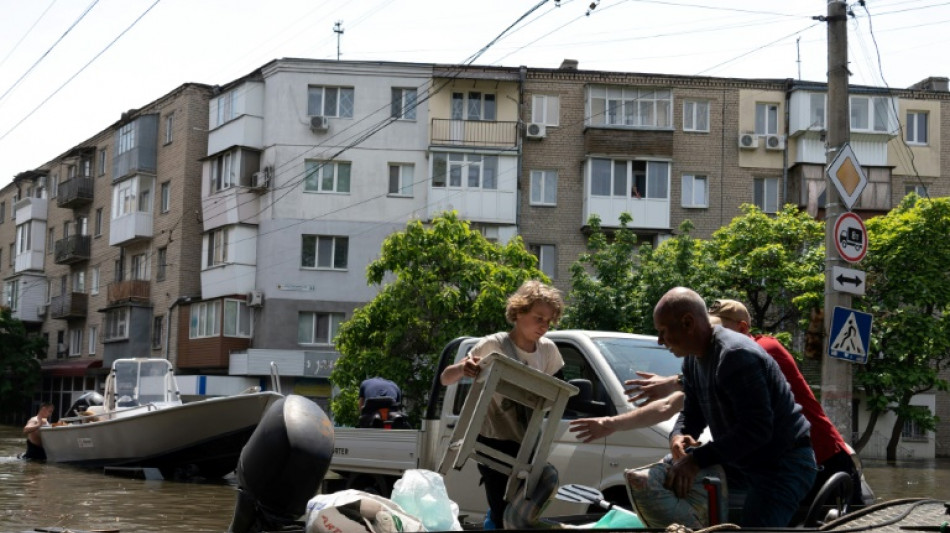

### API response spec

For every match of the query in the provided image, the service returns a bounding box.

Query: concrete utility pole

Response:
[821,0,853,441]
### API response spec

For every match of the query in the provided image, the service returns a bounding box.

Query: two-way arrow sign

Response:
[832,265,866,296]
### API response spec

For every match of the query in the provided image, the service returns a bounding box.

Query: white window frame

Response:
[906,111,928,145]
[4,280,18,311]
[223,299,251,337]
[91,265,100,295]
[206,228,229,268]
[131,253,148,280]
[189,301,220,339]
[590,158,670,200]
[681,174,709,208]
[683,100,710,132]
[850,96,890,132]
[69,329,83,356]
[301,235,349,270]
[308,86,354,118]
[104,307,130,341]
[755,103,779,135]
[530,170,558,206]
[72,270,86,293]
[529,243,556,280]
[99,148,107,176]
[214,91,235,127]
[391,88,417,120]
[431,153,498,189]
[531,95,560,126]
[905,184,928,197]
[15,222,31,254]
[588,85,673,128]
[160,181,170,213]
[152,315,164,349]
[754,177,780,214]
[117,123,135,155]
[809,93,826,129]
[452,91,497,121]
[88,325,97,354]
[164,113,174,144]
[112,178,137,218]
[388,163,414,197]
[297,311,344,345]
[304,160,351,194]
[210,151,234,193]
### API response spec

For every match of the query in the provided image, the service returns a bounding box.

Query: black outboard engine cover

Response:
[66,391,105,416]
[228,395,334,533]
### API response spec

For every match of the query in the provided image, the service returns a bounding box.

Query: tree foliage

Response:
[329,212,548,426]
[0,307,44,413]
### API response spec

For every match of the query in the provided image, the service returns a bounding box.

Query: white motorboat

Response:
[39,357,283,479]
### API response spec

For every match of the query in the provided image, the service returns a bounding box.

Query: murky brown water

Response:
[1,425,947,532]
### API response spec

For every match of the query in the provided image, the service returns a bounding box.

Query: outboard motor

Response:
[66,391,105,416]
[228,395,335,533]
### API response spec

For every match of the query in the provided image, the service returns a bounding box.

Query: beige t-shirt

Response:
[468,331,564,441]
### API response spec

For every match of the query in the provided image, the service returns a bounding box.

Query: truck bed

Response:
[331,427,422,475]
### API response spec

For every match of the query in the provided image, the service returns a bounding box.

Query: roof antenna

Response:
[796,36,802,80]
[334,21,344,61]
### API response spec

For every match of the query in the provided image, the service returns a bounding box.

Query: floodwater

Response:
[0,425,948,532]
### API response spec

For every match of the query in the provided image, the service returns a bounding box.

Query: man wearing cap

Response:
[707,298,869,505]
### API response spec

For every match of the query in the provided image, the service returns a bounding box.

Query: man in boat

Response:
[21,402,55,461]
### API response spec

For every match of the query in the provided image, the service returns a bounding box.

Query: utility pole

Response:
[821,0,853,441]
[334,21,344,61]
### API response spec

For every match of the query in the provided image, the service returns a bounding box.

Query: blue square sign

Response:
[828,306,873,364]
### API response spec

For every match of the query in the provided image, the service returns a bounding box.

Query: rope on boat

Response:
[818,498,947,532]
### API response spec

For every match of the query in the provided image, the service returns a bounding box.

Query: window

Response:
[681,174,708,208]
[391,88,417,120]
[160,182,170,213]
[206,228,229,267]
[156,247,167,281]
[902,418,927,440]
[754,177,780,213]
[307,86,354,118]
[72,270,86,293]
[907,111,928,144]
[0,201,4,222]
[452,92,496,121]
[189,301,220,338]
[301,235,348,270]
[304,160,351,193]
[529,244,556,280]
[164,113,174,144]
[588,85,673,128]
[99,148,107,176]
[388,164,414,196]
[117,123,135,155]
[905,183,928,198]
[850,96,890,132]
[45,280,51,303]
[531,95,560,126]
[88,325,97,354]
[69,329,83,356]
[50,174,59,199]
[530,170,558,206]
[95,208,103,236]
[755,103,779,135]
[131,253,148,280]
[224,299,251,337]
[47,228,54,254]
[104,307,130,341]
[15,223,31,254]
[8,244,13,266]
[210,152,234,193]
[214,91,235,127]
[4,280,18,311]
[810,93,826,128]
[683,100,709,132]
[297,312,344,345]
[113,179,137,218]
[431,153,498,189]
[91,266,100,295]
[152,316,164,349]
[590,158,670,199]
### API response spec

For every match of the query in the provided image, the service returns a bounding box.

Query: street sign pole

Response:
[821,0,853,441]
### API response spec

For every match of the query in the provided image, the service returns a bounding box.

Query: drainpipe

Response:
[517,65,526,233]
[783,79,793,206]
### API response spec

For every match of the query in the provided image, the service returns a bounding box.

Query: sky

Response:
[0,0,947,188]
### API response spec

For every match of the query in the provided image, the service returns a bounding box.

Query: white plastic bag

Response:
[391,469,462,531]
[305,489,427,533]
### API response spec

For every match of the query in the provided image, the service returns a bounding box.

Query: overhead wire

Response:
[0,0,59,70]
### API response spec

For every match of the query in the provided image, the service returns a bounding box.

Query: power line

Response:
[0,0,59,71]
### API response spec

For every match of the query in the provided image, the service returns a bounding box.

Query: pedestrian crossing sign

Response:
[828,306,873,364]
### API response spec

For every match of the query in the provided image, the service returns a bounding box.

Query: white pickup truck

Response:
[325,330,685,523]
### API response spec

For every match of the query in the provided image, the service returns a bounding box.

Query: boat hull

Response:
[40,391,283,479]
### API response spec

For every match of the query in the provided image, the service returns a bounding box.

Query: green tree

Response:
[329,212,548,426]
[853,195,950,459]
[0,307,44,414]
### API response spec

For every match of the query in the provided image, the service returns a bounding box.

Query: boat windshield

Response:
[592,336,683,385]
[113,359,178,406]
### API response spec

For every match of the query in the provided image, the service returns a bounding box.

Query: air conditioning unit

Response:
[247,290,264,307]
[738,133,758,149]
[37,304,47,317]
[309,116,329,132]
[765,134,786,151]
[525,122,547,139]
[250,171,269,190]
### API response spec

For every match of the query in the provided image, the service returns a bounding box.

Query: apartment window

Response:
[4,280,18,311]
[15,223,31,254]
[0,201,4,222]
[851,96,890,132]
[391,88,417,120]
[588,85,672,128]
[297,311,344,345]
[681,174,709,208]
[72,270,86,292]
[88,325,97,354]
[754,177,780,213]
[530,170,558,206]
[905,184,929,197]
[152,316,164,349]
[117,123,135,155]
[531,95,560,126]
[755,103,779,135]
[99,149,107,176]
[69,329,82,356]
[95,208,103,236]
[683,100,710,132]
[189,301,220,338]
[9,244,14,266]
[810,93,826,128]
[131,253,148,280]
[224,299,251,337]
[214,91,235,127]
[388,164,414,196]
[590,158,670,200]
[91,266,100,295]
[304,160,351,193]
[47,228,54,254]
[160,182,170,213]
[206,228,229,267]
[452,92,496,121]
[307,86,354,118]
[113,179,137,217]
[156,247,167,281]
[164,113,174,144]
[104,307,130,341]
[210,151,234,193]
[907,111,928,144]
[902,418,927,440]
[45,280,51,303]
[50,175,59,199]
[431,153,498,189]
[529,244,556,280]
[81,156,92,178]
[301,235,348,270]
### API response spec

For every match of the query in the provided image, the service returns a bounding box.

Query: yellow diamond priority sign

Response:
[826,143,868,211]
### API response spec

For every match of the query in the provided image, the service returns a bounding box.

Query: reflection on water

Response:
[861,457,950,501]
[0,426,238,532]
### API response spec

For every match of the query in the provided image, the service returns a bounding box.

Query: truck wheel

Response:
[346,474,391,496]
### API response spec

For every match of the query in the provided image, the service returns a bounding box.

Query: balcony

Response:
[107,279,150,304]
[109,211,153,246]
[14,197,47,222]
[57,177,94,208]
[54,234,92,264]
[583,196,671,231]
[50,292,88,319]
[430,119,518,149]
